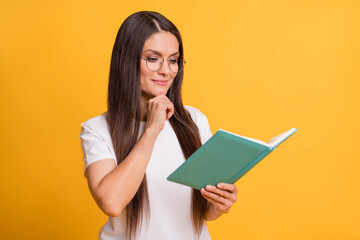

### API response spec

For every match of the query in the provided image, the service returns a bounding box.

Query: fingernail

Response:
[218,184,222,188]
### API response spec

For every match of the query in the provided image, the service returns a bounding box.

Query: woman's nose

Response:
[157,60,171,75]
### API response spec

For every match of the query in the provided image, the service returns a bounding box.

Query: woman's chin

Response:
[156,90,168,96]
[141,90,168,99]
[151,88,170,96]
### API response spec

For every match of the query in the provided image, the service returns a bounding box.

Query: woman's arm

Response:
[86,128,158,217]
[85,94,174,217]
[201,183,238,221]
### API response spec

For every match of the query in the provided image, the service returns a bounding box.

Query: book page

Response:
[219,128,297,149]
[268,128,297,149]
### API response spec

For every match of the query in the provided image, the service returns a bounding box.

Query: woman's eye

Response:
[169,59,178,64]
[147,57,160,62]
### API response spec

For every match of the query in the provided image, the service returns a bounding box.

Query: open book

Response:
[167,128,298,190]
[222,128,297,150]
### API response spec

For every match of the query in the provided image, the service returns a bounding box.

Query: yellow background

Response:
[1,0,359,239]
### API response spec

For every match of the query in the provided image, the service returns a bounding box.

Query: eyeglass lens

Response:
[145,56,184,73]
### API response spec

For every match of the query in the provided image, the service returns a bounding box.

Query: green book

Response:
[167,128,298,190]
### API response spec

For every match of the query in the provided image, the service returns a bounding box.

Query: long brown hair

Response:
[107,11,208,239]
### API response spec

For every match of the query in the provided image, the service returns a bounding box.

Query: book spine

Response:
[227,148,273,184]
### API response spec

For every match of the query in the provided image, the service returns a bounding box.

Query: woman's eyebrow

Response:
[143,49,179,56]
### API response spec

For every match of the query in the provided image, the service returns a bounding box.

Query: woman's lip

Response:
[152,79,168,86]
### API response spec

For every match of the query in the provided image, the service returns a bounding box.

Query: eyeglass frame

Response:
[141,55,186,73]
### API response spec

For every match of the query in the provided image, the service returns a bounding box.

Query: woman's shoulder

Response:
[184,105,212,143]
[184,105,208,125]
[80,111,109,135]
[184,105,205,117]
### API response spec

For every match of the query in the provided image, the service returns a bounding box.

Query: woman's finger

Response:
[165,102,174,120]
[204,185,234,201]
[217,183,238,193]
[201,191,220,206]
[201,187,233,207]
[145,95,174,132]
[202,195,224,213]
[147,98,173,115]
[147,94,168,102]
[201,189,230,213]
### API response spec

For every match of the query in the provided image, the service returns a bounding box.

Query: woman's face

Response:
[140,31,179,101]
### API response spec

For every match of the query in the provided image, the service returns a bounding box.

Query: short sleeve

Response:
[200,115,213,145]
[184,105,213,145]
[79,123,116,177]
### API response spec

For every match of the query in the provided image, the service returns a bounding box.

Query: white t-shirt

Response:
[79,106,213,240]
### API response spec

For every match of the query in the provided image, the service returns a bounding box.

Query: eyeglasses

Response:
[141,56,186,73]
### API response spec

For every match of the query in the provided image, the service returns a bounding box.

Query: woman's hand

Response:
[145,94,174,134]
[200,183,238,219]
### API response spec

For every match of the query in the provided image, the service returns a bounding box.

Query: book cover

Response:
[167,128,297,190]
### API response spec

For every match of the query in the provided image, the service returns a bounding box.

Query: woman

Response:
[80,11,238,240]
